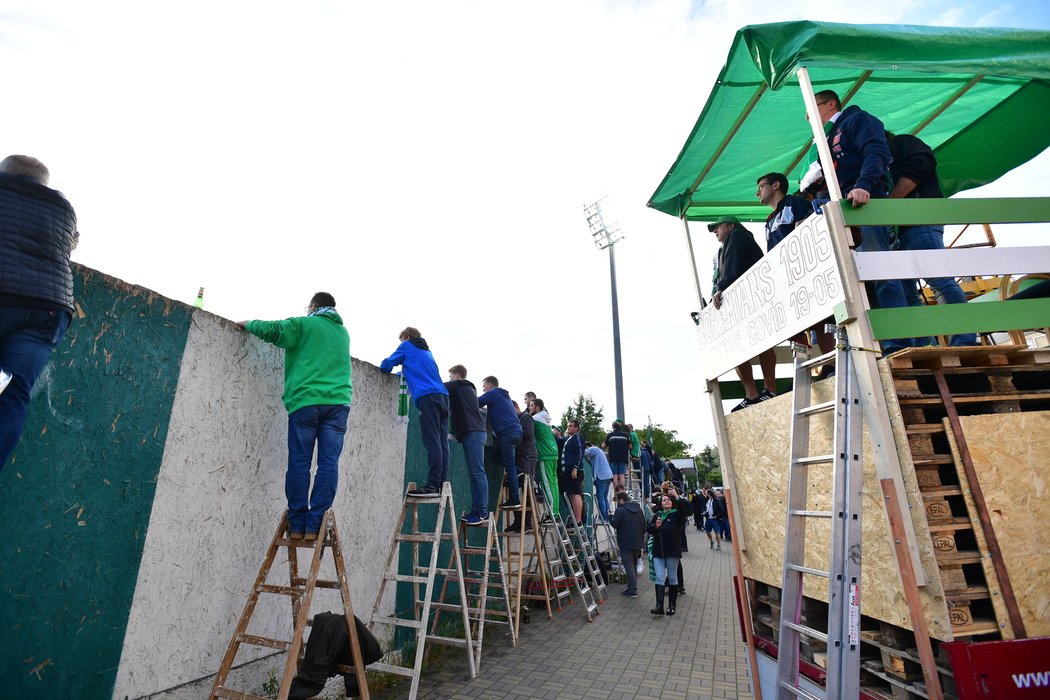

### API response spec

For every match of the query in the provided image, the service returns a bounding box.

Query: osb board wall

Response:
[950,411,1050,638]
[726,366,952,640]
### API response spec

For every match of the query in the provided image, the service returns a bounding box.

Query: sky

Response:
[4,0,1049,454]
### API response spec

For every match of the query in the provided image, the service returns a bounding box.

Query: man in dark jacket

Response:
[506,400,537,532]
[0,155,77,471]
[710,215,778,411]
[381,327,449,498]
[610,491,645,598]
[445,364,488,526]
[887,132,976,347]
[560,420,586,524]
[815,90,911,354]
[478,376,523,510]
[602,421,631,490]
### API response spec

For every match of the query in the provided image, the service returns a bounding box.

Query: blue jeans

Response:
[416,393,450,489]
[858,225,912,353]
[594,478,612,520]
[653,556,680,586]
[494,432,521,503]
[460,430,488,516]
[286,404,349,533]
[640,458,651,499]
[897,225,978,347]
[0,307,71,470]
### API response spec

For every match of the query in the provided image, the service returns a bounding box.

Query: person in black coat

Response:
[0,155,77,471]
[647,493,686,615]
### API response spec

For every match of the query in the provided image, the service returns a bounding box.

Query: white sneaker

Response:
[0,369,12,396]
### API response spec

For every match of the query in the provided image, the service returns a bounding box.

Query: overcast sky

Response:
[4,1,1049,453]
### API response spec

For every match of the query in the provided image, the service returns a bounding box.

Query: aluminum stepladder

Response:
[558,494,606,619]
[367,482,476,700]
[429,516,515,670]
[584,492,623,583]
[533,484,572,613]
[496,475,555,634]
[210,510,370,700]
[775,328,863,700]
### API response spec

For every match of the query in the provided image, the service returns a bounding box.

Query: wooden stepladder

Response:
[367,482,476,700]
[431,517,516,670]
[497,475,554,636]
[210,510,370,700]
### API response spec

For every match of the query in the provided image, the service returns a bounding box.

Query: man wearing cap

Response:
[710,216,778,411]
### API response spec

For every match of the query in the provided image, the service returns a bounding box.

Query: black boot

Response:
[667,587,679,615]
[650,585,665,615]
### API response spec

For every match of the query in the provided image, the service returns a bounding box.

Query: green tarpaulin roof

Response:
[647,21,1050,222]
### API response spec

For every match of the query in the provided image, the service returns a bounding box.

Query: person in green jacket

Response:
[240,292,352,539]
[530,403,560,518]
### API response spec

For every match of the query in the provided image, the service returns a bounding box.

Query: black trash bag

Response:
[289,612,382,700]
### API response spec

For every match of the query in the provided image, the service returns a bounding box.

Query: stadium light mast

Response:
[584,198,626,422]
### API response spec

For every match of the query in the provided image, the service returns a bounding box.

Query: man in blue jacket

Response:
[0,155,77,471]
[381,327,449,498]
[477,376,523,510]
[815,90,910,354]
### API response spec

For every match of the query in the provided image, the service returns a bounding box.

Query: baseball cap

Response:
[707,215,740,232]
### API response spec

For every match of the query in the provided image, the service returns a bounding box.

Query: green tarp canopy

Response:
[647,21,1050,222]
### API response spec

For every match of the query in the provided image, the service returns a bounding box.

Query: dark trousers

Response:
[417,393,450,490]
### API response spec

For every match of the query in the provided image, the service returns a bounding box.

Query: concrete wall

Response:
[0,266,409,699]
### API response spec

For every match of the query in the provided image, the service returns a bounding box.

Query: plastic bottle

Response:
[193,287,205,309]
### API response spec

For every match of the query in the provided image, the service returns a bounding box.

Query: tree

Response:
[695,444,720,483]
[705,468,723,486]
[560,394,606,447]
[642,423,692,459]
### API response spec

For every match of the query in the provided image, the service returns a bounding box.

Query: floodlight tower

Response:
[584,198,626,422]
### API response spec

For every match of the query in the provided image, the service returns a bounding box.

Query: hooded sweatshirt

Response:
[477,387,521,438]
[444,378,484,440]
[610,500,645,550]
[380,337,447,401]
[245,310,352,414]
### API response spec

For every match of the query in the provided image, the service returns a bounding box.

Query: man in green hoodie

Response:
[241,292,352,539]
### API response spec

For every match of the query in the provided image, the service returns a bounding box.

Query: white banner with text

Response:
[695,213,845,381]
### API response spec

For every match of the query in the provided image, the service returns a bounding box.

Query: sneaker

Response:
[758,388,776,401]
[502,520,522,533]
[463,513,488,526]
[730,395,764,412]
[539,514,554,525]
[499,500,523,511]
[716,541,721,551]
[407,487,441,498]
[709,540,714,549]
[621,590,638,598]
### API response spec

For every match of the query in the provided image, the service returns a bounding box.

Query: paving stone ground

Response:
[376,526,755,700]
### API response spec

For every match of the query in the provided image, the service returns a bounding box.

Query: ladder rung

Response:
[256,583,303,597]
[428,634,475,648]
[777,680,824,700]
[798,400,836,416]
[800,350,836,369]
[387,573,429,584]
[237,633,290,651]
[782,620,829,644]
[787,563,830,578]
[371,615,423,629]
[788,509,833,518]
[368,661,415,677]
[214,688,271,700]
[291,578,340,589]
[395,532,447,543]
[793,454,834,466]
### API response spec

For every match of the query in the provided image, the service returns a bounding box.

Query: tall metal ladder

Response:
[367,482,476,700]
[496,475,555,632]
[776,329,863,700]
[584,492,622,582]
[560,495,607,611]
[210,510,370,700]
[534,493,572,612]
[430,517,515,670]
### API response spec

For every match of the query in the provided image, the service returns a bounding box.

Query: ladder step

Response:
[395,532,447,543]
[782,621,829,643]
[800,350,836,370]
[214,688,272,700]
[237,633,290,651]
[788,509,833,518]
[793,454,834,466]
[368,661,415,678]
[428,634,476,649]
[290,578,340,589]
[387,573,429,584]
[256,583,304,597]
[371,615,424,629]
[787,563,831,578]
[798,400,836,416]
[777,680,824,700]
